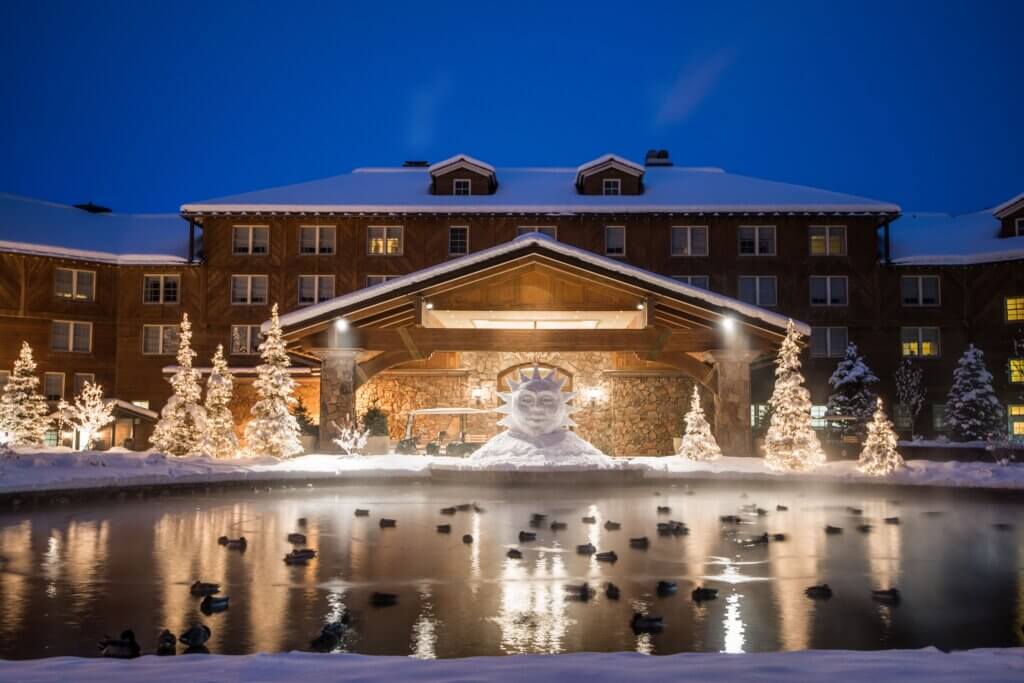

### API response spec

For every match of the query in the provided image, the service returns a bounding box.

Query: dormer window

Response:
[602,179,621,196]
[575,154,644,195]
[1016,217,1023,236]
[453,179,472,196]
[428,154,497,195]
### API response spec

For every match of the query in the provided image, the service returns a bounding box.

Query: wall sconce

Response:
[584,386,605,407]
[471,387,488,405]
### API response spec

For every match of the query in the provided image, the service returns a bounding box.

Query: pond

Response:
[0,480,1021,659]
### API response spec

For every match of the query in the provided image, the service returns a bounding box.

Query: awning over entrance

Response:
[274,233,805,455]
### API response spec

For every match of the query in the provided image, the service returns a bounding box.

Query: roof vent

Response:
[402,160,430,167]
[644,149,673,167]
[73,201,112,214]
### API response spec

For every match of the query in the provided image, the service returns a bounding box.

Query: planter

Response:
[363,435,390,455]
[300,435,317,454]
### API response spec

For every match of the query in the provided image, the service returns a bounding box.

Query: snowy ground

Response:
[2,448,1024,496]
[0,648,1021,683]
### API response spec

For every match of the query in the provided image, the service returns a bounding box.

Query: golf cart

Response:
[394,407,493,456]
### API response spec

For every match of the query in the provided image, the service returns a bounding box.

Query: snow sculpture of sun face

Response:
[496,366,576,438]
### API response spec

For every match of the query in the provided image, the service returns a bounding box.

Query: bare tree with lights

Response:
[58,381,115,451]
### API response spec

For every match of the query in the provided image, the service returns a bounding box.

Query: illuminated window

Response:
[299,226,335,254]
[671,226,708,256]
[298,275,334,305]
[1008,405,1024,439]
[809,276,848,306]
[900,327,940,358]
[453,179,471,196]
[901,275,941,306]
[811,405,828,429]
[602,178,621,196]
[232,225,269,255]
[54,268,96,301]
[230,325,261,355]
[809,226,846,256]
[1006,297,1024,322]
[1010,359,1024,384]
[604,226,626,256]
[810,327,848,358]
[738,226,775,255]
[448,227,469,255]
[142,325,179,355]
[367,226,403,255]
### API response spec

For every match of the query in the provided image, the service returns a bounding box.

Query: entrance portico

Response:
[276,234,804,456]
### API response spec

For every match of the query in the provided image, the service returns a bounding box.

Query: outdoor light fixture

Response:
[471,387,488,405]
[334,318,350,333]
[636,302,645,310]
[721,316,735,332]
[584,386,605,406]
[425,301,434,310]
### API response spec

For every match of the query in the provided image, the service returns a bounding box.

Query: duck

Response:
[657,521,688,536]
[776,505,789,511]
[595,551,618,563]
[576,543,597,555]
[745,533,770,545]
[219,536,247,550]
[473,504,486,514]
[856,524,873,533]
[354,509,370,517]
[455,503,473,511]
[178,623,211,648]
[691,587,718,602]
[518,531,537,542]
[200,595,230,614]
[284,549,317,565]
[824,525,843,535]
[603,521,621,531]
[804,584,833,599]
[872,588,901,605]
[310,626,341,652]
[531,513,547,522]
[550,521,567,531]
[629,536,650,549]
[884,516,900,525]
[992,522,1014,531]
[190,581,220,597]
[656,580,677,596]
[297,517,308,527]
[287,533,307,545]
[656,506,671,514]
[379,518,397,528]
[371,592,398,607]
[771,533,788,542]
[436,524,451,534]
[565,583,595,601]
[156,629,176,656]
[581,516,597,524]
[462,534,473,544]
[507,548,523,559]
[630,613,664,633]
[440,507,456,515]
[720,515,742,524]
[605,583,620,600]
[756,508,768,516]
[847,507,864,515]
[98,630,141,659]
[740,503,759,512]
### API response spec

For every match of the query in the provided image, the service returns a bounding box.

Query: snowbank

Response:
[1,648,1021,683]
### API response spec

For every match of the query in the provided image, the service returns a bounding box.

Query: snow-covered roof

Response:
[991,192,1024,218]
[575,154,646,182]
[275,232,809,336]
[427,154,496,176]
[0,193,190,264]
[889,207,1024,266]
[183,165,900,215]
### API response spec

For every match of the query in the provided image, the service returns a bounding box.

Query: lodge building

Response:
[0,151,1022,454]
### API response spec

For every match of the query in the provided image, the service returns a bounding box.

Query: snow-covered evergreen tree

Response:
[58,381,115,451]
[677,386,722,460]
[151,313,206,455]
[857,398,904,476]
[825,342,879,435]
[894,359,925,437]
[200,345,239,459]
[245,304,303,458]
[764,320,826,471]
[945,344,1005,442]
[0,342,52,447]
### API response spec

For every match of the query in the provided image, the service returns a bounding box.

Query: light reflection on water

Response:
[0,482,1021,659]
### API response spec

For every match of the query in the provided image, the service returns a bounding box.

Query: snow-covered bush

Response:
[825,342,878,435]
[151,313,206,455]
[764,320,826,471]
[0,342,52,447]
[945,344,1004,442]
[57,381,115,451]
[677,386,721,460]
[200,345,239,459]
[245,304,303,458]
[857,398,904,476]
[332,418,369,455]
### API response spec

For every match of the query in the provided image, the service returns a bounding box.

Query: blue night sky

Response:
[1,1,1021,215]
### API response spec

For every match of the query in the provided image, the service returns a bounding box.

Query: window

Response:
[671,275,710,290]
[516,226,557,239]
[738,276,777,307]
[750,404,770,429]
[232,225,269,255]
[231,275,268,305]
[932,403,948,432]
[298,275,335,305]
[670,226,708,257]
[1010,405,1024,440]
[1006,297,1024,322]
[54,268,96,301]
[0,370,8,389]
[901,327,941,358]
[43,373,64,401]
[1010,359,1024,384]
[448,226,469,256]
[367,226,403,255]
[299,226,336,255]
[602,178,621,196]
[142,325,180,355]
[810,405,828,429]
[738,226,776,255]
[230,325,262,355]
[72,373,94,395]
[809,226,847,256]
[51,321,92,353]
[143,275,180,304]
[605,226,626,256]
[894,404,912,430]
[809,276,848,306]
[366,275,400,287]
[453,179,472,196]
[810,327,848,358]
[901,275,941,306]
[1016,218,1024,237]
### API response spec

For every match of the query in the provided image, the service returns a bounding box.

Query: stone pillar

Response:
[318,349,360,451]
[702,350,761,457]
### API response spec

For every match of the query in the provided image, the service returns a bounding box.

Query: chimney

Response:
[402,160,430,167]
[73,201,112,214]
[644,149,673,167]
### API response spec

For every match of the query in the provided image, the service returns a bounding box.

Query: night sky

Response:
[1,1,1021,214]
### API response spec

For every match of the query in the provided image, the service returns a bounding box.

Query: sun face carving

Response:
[496,366,577,438]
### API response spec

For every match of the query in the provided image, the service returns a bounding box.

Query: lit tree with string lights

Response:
[200,345,239,459]
[151,313,206,455]
[677,386,722,460]
[763,319,826,471]
[857,397,904,476]
[0,342,51,447]
[58,381,115,451]
[245,304,303,458]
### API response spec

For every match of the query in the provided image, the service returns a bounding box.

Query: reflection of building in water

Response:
[865,503,902,632]
[0,521,32,641]
[495,551,571,654]
[769,504,827,651]
[61,520,110,601]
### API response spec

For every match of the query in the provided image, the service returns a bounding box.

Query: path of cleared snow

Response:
[1,648,1021,683]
